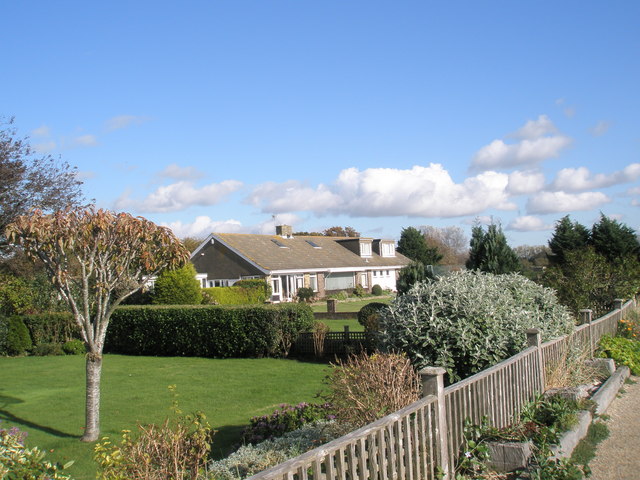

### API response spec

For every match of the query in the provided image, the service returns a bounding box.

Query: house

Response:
[190,225,412,302]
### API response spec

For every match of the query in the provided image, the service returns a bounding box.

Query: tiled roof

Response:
[214,233,412,272]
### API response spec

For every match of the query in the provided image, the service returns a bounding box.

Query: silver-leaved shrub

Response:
[380,271,574,383]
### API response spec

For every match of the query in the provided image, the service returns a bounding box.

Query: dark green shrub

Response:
[598,335,640,374]
[22,312,79,347]
[242,402,335,444]
[371,284,383,296]
[6,316,32,356]
[396,261,434,295]
[0,273,35,316]
[296,287,315,303]
[152,264,203,305]
[234,279,272,299]
[32,342,65,356]
[0,315,8,355]
[357,302,388,332]
[352,284,366,297]
[63,339,87,355]
[105,304,314,358]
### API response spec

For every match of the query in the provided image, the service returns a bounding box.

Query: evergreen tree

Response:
[396,227,443,266]
[396,261,434,295]
[152,263,203,305]
[591,213,640,263]
[547,215,590,265]
[465,223,520,274]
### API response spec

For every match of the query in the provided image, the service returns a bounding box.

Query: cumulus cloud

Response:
[589,121,611,137]
[527,191,610,214]
[75,171,96,180]
[507,216,553,232]
[247,164,517,218]
[105,115,150,131]
[163,216,244,239]
[472,115,571,170]
[33,141,57,153]
[549,164,640,192]
[72,134,98,147]
[115,179,243,213]
[31,125,51,137]
[507,170,546,195]
[158,164,205,181]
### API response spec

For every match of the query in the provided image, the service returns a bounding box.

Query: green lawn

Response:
[318,318,363,332]
[0,355,329,480]
[311,296,392,313]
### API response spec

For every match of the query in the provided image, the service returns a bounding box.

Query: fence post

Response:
[419,367,450,480]
[526,329,545,392]
[344,325,350,342]
[580,309,593,354]
[327,298,337,314]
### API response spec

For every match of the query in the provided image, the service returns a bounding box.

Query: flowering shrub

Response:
[208,421,347,480]
[599,335,640,374]
[617,309,640,340]
[0,422,74,479]
[242,402,335,444]
[381,271,574,383]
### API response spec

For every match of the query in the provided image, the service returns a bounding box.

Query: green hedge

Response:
[105,304,314,358]
[202,286,269,305]
[22,313,80,346]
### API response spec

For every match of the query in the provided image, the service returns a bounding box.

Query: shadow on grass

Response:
[209,424,246,459]
[0,392,79,439]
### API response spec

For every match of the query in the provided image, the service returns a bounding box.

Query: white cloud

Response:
[72,134,98,147]
[31,125,51,137]
[527,191,610,214]
[507,216,553,232]
[75,170,96,180]
[589,121,611,137]
[33,141,57,153]
[247,164,517,218]
[549,164,640,192]
[163,216,244,239]
[158,164,204,180]
[462,215,494,226]
[472,116,571,170]
[115,179,243,213]
[507,170,546,195]
[628,186,640,195]
[105,115,149,131]
[510,115,558,140]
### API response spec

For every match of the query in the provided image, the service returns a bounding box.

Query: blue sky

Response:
[3,1,639,246]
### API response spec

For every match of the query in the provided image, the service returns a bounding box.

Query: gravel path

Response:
[588,375,640,480]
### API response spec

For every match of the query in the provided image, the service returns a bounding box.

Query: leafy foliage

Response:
[234,279,272,298]
[5,316,32,356]
[0,422,74,479]
[242,402,335,444]
[357,302,388,332]
[380,271,574,383]
[397,226,442,266]
[466,223,520,274]
[548,215,591,265]
[296,287,315,303]
[105,304,314,358]
[0,273,34,315]
[421,225,468,266]
[202,285,270,305]
[396,261,433,295]
[598,335,640,374]
[22,312,80,346]
[152,263,203,305]
[322,226,360,237]
[371,284,383,296]
[63,339,87,355]
[323,352,420,427]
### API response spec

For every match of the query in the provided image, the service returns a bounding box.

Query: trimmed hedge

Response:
[0,315,8,355]
[202,286,269,305]
[22,313,80,347]
[105,304,314,358]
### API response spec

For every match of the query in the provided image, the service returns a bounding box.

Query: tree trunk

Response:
[81,352,103,442]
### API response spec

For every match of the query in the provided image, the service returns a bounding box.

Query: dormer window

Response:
[381,242,395,257]
[360,241,372,257]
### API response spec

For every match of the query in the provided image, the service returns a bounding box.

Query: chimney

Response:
[275,225,293,238]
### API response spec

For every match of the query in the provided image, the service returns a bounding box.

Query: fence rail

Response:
[249,297,638,480]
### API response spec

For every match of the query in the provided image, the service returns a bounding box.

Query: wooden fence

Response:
[292,327,378,357]
[249,297,637,480]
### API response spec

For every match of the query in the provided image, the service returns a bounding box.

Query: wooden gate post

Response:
[526,329,545,393]
[419,367,450,480]
[613,299,624,311]
[580,309,593,354]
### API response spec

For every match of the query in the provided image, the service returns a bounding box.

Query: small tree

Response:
[547,215,590,265]
[396,261,433,295]
[397,226,442,266]
[152,264,202,305]
[591,213,640,263]
[6,207,189,441]
[466,223,519,274]
[322,226,360,237]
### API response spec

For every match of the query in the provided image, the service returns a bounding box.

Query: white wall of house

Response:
[370,269,396,291]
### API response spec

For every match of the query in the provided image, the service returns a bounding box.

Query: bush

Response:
[105,304,314,358]
[95,388,212,480]
[371,284,383,296]
[0,273,34,316]
[0,422,73,479]
[598,335,640,374]
[63,339,87,355]
[352,284,366,297]
[242,402,335,444]
[22,312,79,347]
[5,316,32,356]
[618,309,640,340]
[202,286,269,305]
[396,261,433,295]
[152,264,203,305]
[0,316,8,355]
[234,279,272,299]
[357,302,388,332]
[323,352,420,427]
[208,421,346,480]
[381,271,575,383]
[32,342,65,356]
[296,287,315,303]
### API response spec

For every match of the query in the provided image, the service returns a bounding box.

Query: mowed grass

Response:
[311,296,393,313]
[0,355,329,480]
[318,318,364,332]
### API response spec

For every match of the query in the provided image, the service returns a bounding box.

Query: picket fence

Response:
[248,298,637,480]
